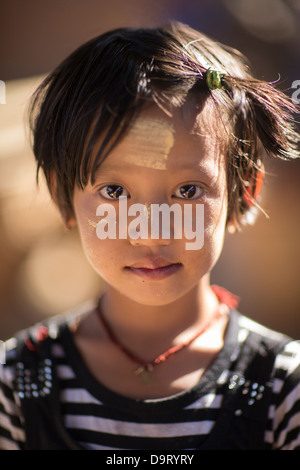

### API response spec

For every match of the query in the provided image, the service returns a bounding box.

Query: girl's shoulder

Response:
[237,314,300,449]
[237,312,300,365]
[0,302,95,450]
[234,312,300,382]
[2,300,96,389]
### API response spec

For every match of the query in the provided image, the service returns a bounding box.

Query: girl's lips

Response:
[125,263,182,280]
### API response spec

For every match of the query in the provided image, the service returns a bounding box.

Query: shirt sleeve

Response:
[268,340,300,450]
[0,340,25,450]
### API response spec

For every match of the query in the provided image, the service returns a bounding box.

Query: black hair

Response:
[29,22,300,225]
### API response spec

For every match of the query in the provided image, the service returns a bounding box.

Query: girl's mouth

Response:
[125,262,183,280]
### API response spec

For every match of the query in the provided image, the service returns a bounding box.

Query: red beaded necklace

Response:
[96,285,239,384]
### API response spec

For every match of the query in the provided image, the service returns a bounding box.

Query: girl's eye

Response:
[174,184,204,200]
[98,185,129,200]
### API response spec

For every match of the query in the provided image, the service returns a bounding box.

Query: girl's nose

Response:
[128,232,172,247]
[126,201,179,247]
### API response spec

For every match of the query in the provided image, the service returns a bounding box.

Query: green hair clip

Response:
[206,68,224,90]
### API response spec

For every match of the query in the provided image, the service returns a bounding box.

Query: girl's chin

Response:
[105,280,196,308]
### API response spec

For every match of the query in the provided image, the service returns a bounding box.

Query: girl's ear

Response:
[65,217,77,230]
[227,218,237,234]
[49,171,77,229]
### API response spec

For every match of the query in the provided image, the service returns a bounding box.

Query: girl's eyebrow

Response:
[170,157,223,181]
[92,164,133,179]
[91,160,218,184]
[90,165,134,185]
[173,163,216,178]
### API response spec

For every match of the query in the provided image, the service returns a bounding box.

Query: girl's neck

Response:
[100,276,219,341]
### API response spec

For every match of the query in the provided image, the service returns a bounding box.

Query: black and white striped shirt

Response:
[1,307,300,450]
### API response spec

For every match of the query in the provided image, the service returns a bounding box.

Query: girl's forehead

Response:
[99,103,225,173]
[119,111,175,170]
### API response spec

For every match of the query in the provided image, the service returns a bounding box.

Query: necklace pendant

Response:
[135,365,153,384]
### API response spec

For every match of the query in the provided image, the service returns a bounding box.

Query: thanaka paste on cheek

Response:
[123,116,175,170]
[88,219,98,229]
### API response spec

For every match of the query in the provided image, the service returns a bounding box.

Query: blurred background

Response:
[0,0,299,340]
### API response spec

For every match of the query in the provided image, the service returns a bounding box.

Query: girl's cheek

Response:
[202,194,228,242]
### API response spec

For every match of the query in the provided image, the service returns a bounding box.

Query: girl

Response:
[1,22,300,450]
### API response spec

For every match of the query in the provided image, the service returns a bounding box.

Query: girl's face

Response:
[72,103,228,306]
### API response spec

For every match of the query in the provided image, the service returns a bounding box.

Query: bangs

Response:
[69,28,212,188]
